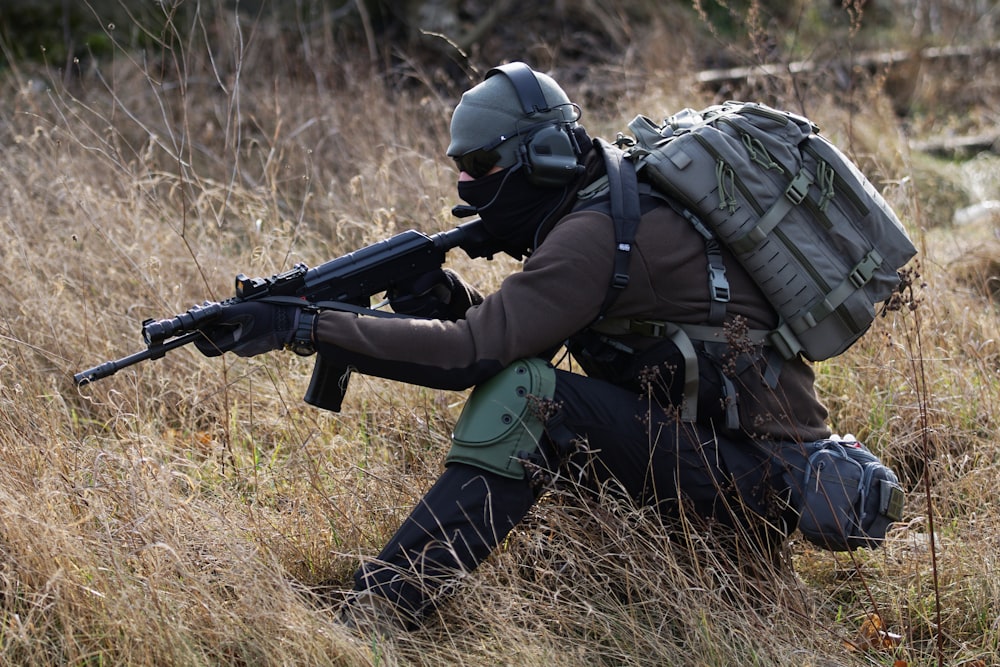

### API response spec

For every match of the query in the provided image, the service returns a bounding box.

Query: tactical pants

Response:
[351,369,784,625]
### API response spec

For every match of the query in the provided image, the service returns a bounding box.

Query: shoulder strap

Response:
[656,197,731,325]
[594,138,641,317]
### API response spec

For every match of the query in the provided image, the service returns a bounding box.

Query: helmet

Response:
[447,63,581,188]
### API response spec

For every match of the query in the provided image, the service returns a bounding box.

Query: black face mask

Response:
[457,165,568,259]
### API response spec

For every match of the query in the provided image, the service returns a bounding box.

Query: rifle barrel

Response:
[73,331,203,386]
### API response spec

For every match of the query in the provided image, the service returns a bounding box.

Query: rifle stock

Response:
[74,219,496,412]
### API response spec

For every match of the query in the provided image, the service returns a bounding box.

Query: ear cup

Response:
[485,62,581,187]
[521,124,580,187]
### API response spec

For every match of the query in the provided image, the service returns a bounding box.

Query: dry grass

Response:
[2,4,1000,666]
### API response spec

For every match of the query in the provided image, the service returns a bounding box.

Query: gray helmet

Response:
[447,63,579,173]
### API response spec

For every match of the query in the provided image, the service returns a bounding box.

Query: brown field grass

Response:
[2,3,1000,666]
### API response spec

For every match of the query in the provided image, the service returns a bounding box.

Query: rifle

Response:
[74,219,498,412]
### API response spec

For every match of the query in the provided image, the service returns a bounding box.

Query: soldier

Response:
[197,62,830,630]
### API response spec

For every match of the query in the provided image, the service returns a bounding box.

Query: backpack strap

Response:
[593,138,641,317]
[691,220,729,324]
[656,196,731,325]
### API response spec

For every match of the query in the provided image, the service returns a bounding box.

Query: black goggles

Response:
[452,135,510,178]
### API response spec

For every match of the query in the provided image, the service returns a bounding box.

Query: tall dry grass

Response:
[2,4,1000,666]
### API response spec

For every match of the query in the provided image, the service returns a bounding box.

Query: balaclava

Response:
[447,64,583,258]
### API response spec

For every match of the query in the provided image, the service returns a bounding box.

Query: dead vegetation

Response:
[2,2,1000,666]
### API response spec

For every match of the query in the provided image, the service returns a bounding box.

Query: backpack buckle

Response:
[708,266,730,302]
[848,250,883,288]
[785,169,813,205]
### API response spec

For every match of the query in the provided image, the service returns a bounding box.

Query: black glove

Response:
[388,268,484,321]
[193,300,308,358]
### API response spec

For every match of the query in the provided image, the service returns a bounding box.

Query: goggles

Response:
[452,134,510,178]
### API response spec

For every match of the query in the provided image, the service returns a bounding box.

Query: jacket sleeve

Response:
[312,211,616,389]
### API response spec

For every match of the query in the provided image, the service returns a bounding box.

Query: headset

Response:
[485,62,582,188]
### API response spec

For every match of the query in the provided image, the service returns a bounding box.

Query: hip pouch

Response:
[566,330,731,424]
[781,438,905,551]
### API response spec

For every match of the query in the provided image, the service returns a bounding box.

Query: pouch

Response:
[782,437,905,551]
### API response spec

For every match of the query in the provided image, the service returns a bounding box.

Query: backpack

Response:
[594,101,917,363]
[777,437,905,551]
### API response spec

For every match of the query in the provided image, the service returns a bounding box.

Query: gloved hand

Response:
[388,268,484,321]
[193,300,305,358]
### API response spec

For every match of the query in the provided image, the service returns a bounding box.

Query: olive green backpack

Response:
[594,101,917,364]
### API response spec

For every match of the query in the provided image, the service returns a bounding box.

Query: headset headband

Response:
[485,62,551,116]
[483,62,581,189]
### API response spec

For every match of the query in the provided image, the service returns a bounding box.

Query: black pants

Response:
[352,370,784,623]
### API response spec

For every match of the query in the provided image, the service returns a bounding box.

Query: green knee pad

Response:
[446,359,557,480]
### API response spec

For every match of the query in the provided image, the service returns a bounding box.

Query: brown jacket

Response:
[313,181,830,442]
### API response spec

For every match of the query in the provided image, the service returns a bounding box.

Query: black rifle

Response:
[74,219,497,412]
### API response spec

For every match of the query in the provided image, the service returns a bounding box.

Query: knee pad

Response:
[446,359,557,479]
